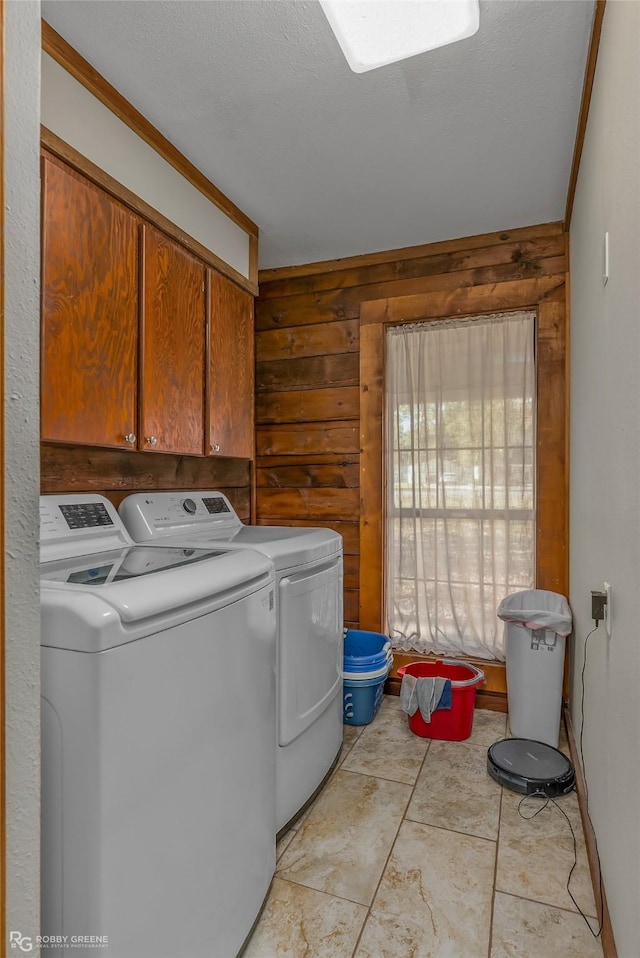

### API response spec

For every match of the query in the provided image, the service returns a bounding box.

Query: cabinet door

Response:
[41,157,138,447]
[208,270,255,459]
[141,226,206,455]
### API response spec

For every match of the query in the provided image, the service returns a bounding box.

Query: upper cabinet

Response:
[41,156,139,448]
[208,270,255,459]
[41,153,256,459]
[141,226,206,456]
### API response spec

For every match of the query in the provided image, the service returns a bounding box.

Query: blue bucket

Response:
[343,674,387,726]
[344,629,391,669]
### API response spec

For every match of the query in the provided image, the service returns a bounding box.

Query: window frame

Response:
[385,314,537,651]
[359,286,568,674]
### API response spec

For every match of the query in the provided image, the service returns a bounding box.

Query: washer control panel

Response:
[59,502,114,530]
[119,491,241,541]
[40,494,132,561]
[202,497,230,515]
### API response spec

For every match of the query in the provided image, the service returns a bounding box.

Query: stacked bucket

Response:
[342,629,393,726]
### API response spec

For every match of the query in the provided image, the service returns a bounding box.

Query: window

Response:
[385,311,535,660]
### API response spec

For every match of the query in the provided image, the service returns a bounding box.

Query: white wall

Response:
[4,0,42,948]
[569,2,640,954]
[41,52,251,279]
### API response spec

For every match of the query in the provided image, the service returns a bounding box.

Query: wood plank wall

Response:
[41,444,252,519]
[256,222,568,634]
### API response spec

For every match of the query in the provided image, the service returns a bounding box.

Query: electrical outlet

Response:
[603,581,612,636]
[591,590,606,624]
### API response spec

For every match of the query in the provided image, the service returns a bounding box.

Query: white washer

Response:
[40,494,276,958]
[119,491,344,832]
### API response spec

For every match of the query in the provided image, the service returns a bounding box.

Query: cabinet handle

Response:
[145,436,158,447]
[125,433,136,444]
[212,443,221,453]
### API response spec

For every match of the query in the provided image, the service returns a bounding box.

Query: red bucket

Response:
[397,660,485,741]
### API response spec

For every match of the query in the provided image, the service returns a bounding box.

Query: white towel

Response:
[400,674,448,723]
[400,674,419,716]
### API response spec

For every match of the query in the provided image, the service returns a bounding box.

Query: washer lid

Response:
[41,544,274,625]
[41,545,227,586]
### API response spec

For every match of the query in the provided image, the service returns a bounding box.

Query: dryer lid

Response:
[208,524,342,569]
[119,491,343,569]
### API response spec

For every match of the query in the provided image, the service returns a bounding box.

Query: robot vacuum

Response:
[487,738,576,797]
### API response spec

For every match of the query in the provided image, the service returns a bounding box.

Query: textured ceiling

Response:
[41,0,595,269]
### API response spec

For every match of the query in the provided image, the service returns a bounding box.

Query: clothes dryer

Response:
[119,491,343,831]
[40,495,276,958]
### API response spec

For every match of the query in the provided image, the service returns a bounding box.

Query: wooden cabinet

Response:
[141,226,206,455]
[207,270,254,459]
[41,156,139,448]
[41,153,254,460]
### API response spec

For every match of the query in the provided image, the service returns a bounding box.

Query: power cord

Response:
[514,622,605,939]
[579,625,599,805]
[517,791,602,937]
[577,622,605,937]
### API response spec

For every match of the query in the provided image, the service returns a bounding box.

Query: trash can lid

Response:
[497,590,572,635]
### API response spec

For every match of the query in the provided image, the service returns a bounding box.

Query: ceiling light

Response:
[319,0,480,74]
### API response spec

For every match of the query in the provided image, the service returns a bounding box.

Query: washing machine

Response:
[40,494,276,958]
[119,491,343,832]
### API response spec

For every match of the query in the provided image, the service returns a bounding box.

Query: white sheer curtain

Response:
[385,311,535,661]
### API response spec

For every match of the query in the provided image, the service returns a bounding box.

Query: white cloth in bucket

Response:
[400,674,449,723]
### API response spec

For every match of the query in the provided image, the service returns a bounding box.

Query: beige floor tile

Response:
[285,747,346,833]
[276,827,296,862]
[496,788,597,916]
[380,693,403,710]
[491,891,603,958]
[292,793,321,832]
[355,820,495,958]
[406,739,502,840]
[343,723,364,747]
[295,729,384,832]
[243,877,367,958]
[277,769,411,906]
[467,707,508,746]
[341,707,429,785]
[294,779,336,832]
[336,742,353,768]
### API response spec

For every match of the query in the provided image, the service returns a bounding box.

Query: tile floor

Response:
[244,697,604,958]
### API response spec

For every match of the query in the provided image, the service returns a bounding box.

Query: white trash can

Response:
[498,590,572,748]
